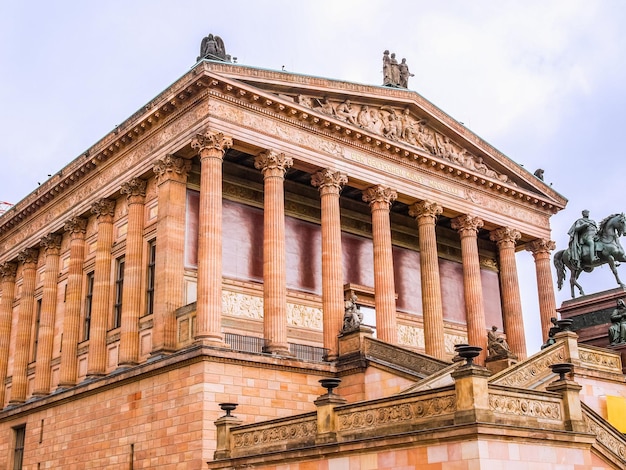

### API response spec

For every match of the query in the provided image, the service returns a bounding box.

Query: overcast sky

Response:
[2,1,625,353]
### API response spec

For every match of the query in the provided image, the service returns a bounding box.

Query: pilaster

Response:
[32,234,62,396]
[118,178,147,367]
[311,169,348,360]
[87,198,116,377]
[58,217,87,389]
[10,248,39,404]
[490,227,526,360]
[0,262,17,406]
[150,155,191,357]
[254,150,293,355]
[362,185,398,344]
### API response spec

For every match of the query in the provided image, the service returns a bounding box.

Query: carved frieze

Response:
[232,418,317,450]
[489,392,562,420]
[584,410,626,462]
[491,344,566,387]
[337,394,456,431]
[365,338,446,375]
[578,347,621,371]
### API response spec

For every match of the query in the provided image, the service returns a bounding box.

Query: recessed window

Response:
[113,256,125,329]
[84,272,95,340]
[145,240,156,317]
[13,425,25,470]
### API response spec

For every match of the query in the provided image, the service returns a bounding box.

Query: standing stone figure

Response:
[398,58,414,88]
[609,299,626,345]
[389,53,400,86]
[382,50,392,86]
[567,209,600,268]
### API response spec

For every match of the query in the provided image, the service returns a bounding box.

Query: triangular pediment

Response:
[202,61,566,211]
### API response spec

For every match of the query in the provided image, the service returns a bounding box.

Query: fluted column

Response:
[32,234,62,396]
[0,262,17,407]
[451,215,487,364]
[527,239,558,342]
[362,185,398,344]
[151,155,192,357]
[117,178,147,368]
[86,199,116,378]
[58,217,87,389]
[254,150,293,355]
[191,130,233,347]
[10,248,39,404]
[490,227,526,360]
[409,201,445,359]
[311,169,348,360]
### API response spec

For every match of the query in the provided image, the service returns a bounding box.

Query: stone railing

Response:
[363,336,450,377]
[578,344,623,372]
[488,385,564,429]
[582,402,626,467]
[228,412,317,458]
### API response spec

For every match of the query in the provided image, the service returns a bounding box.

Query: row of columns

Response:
[0,127,559,406]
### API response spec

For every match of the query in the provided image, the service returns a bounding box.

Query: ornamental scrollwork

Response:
[491,345,566,387]
[232,418,317,449]
[489,394,562,420]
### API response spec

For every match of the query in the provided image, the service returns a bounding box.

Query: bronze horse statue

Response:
[554,213,626,298]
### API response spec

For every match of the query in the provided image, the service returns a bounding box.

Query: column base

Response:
[194,336,231,349]
[485,354,518,374]
[262,343,293,357]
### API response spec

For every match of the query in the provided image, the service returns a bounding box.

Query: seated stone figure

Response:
[487,326,512,358]
[342,293,362,333]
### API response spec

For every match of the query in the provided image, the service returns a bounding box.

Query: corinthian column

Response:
[118,178,147,367]
[254,150,293,355]
[451,215,487,364]
[409,201,445,359]
[0,262,17,406]
[490,227,526,360]
[191,130,233,347]
[58,217,87,389]
[87,198,116,378]
[33,234,62,397]
[362,185,398,344]
[311,169,348,360]
[10,248,39,404]
[151,155,191,357]
[527,239,557,342]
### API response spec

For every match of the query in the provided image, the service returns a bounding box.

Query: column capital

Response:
[526,238,556,256]
[254,150,293,178]
[0,262,17,281]
[40,233,63,255]
[120,177,147,204]
[64,216,87,236]
[311,169,348,195]
[91,198,116,223]
[153,154,192,184]
[362,185,397,209]
[451,214,484,237]
[489,227,521,248]
[18,247,39,267]
[191,129,233,158]
[408,200,443,222]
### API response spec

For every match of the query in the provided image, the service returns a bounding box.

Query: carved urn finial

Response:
[550,363,574,381]
[455,345,483,366]
[319,378,341,396]
[218,402,238,418]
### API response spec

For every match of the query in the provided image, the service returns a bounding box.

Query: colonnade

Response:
[0,128,558,405]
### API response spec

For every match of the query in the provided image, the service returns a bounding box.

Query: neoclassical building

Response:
[1,49,625,469]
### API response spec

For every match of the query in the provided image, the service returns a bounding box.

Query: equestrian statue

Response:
[554,210,626,298]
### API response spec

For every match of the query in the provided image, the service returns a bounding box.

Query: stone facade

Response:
[0,58,623,469]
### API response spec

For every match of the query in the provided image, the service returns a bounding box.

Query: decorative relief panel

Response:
[221,289,322,329]
[489,392,562,421]
[398,324,425,349]
[584,409,626,462]
[578,347,622,372]
[232,417,317,450]
[491,345,566,387]
[365,338,447,376]
[337,394,456,432]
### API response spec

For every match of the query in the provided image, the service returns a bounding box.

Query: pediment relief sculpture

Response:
[295,95,515,186]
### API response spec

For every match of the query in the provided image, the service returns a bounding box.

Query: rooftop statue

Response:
[382,50,413,89]
[197,33,232,62]
[554,211,626,298]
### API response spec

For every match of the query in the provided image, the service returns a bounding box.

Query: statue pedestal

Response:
[485,353,518,374]
[558,286,626,373]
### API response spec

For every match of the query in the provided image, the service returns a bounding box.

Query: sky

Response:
[2,0,626,353]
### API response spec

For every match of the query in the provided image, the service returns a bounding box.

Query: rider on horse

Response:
[567,209,600,268]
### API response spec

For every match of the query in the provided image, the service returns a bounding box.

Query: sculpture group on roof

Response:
[295,95,514,184]
[382,50,414,88]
